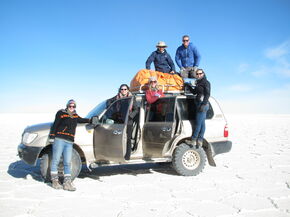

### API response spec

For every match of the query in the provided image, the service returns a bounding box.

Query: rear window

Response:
[177,98,214,120]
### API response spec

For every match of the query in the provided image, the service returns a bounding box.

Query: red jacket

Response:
[145,89,164,104]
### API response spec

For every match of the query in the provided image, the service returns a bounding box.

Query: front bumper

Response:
[210,140,232,156]
[18,143,43,166]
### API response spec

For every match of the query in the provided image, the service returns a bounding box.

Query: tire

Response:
[172,143,206,176]
[40,148,82,182]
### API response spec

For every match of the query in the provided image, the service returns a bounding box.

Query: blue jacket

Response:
[175,42,201,69]
[146,49,176,73]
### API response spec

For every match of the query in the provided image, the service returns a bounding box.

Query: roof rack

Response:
[131,84,185,95]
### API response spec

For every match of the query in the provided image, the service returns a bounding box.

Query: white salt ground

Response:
[0,113,289,217]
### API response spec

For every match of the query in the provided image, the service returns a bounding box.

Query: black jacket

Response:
[187,76,211,105]
[145,49,176,73]
[49,109,90,142]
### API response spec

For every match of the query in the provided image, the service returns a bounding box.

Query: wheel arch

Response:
[38,143,86,165]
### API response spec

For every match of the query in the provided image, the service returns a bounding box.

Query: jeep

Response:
[18,91,232,181]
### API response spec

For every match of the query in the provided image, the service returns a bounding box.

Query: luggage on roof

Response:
[130,69,184,92]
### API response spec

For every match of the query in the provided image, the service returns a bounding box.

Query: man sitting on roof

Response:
[145,41,176,74]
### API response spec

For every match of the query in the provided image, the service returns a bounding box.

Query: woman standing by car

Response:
[49,99,90,191]
[106,84,138,160]
[185,69,216,166]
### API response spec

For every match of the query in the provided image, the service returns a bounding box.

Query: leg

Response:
[62,141,76,191]
[125,120,133,160]
[50,138,65,189]
[62,141,73,176]
[192,110,203,139]
[197,104,209,140]
[51,138,65,175]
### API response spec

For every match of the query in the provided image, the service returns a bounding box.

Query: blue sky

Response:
[1,0,290,114]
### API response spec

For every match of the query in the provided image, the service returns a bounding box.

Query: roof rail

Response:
[131,84,185,94]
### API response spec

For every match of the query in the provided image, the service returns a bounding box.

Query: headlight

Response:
[22,132,38,144]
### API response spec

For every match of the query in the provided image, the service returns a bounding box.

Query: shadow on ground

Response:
[8,160,178,182]
[7,160,43,182]
[78,162,178,180]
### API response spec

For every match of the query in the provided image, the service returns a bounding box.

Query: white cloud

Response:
[220,84,290,114]
[238,63,249,73]
[264,40,290,77]
[265,40,290,59]
[228,84,253,92]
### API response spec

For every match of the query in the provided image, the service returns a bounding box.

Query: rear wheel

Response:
[172,143,206,176]
[40,148,82,182]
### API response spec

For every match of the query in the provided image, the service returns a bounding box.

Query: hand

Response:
[193,66,198,72]
[169,71,175,74]
[199,104,206,112]
[49,138,55,144]
[180,67,185,73]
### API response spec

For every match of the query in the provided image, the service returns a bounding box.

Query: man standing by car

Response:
[146,41,176,74]
[175,35,201,78]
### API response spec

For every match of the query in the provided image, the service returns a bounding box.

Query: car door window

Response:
[177,98,214,120]
[101,98,130,124]
[146,97,175,122]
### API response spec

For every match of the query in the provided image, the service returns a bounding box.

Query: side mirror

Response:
[91,116,99,125]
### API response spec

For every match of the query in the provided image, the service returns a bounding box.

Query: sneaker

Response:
[185,139,197,146]
[51,179,62,190]
[63,178,76,191]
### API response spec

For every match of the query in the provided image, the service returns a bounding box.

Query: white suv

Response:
[18,92,232,181]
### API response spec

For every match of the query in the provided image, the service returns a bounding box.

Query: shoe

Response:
[63,177,76,191]
[196,139,203,148]
[51,179,62,190]
[185,138,197,147]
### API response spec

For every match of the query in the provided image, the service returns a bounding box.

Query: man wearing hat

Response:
[145,41,176,74]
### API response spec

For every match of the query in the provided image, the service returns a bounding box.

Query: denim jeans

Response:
[51,138,73,176]
[192,103,209,140]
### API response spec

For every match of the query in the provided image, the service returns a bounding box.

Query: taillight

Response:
[224,124,229,137]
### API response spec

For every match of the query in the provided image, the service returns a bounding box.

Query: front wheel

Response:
[172,143,206,176]
[40,148,82,182]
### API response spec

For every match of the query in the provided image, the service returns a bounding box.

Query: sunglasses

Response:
[150,81,157,83]
[121,88,128,91]
[196,73,203,75]
[183,40,189,42]
[69,105,76,108]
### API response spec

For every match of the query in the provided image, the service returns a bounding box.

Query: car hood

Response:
[25,122,52,133]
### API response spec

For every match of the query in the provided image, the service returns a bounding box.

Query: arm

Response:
[202,81,210,105]
[175,48,182,69]
[185,83,197,94]
[146,90,160,104]
[77,115,90,123]
[49,111,62,139]
[167,53,176,72]
[191,46,201,67]
[129,97,138,119]
[145,52,155,70]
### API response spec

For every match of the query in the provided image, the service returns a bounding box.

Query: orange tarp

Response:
[130,69,184,92]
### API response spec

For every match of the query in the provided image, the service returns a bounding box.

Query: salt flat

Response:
[0,113,289,217]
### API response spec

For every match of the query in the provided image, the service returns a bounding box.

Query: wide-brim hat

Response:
[156,41,167,47]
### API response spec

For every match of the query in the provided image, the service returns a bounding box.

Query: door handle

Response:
[161,127,171,132]
[113,130,122,135]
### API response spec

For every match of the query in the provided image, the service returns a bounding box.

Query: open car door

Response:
[143,97,177,158]
[93,97,132,163]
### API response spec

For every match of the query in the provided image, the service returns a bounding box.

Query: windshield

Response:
[86,100,107,118]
